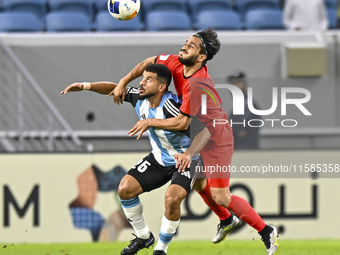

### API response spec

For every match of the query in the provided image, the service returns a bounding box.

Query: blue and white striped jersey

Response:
[125,87,205,167]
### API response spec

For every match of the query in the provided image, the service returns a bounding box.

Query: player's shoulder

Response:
[158,54,177,61]
[162,92,181,117]
[163,91,181,104]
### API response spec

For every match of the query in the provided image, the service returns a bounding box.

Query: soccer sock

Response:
[227,195,266,232]
[154,215,180,253]
[120,197,150,239]
[196,182,232,220]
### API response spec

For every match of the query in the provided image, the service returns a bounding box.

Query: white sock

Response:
[155,215,180,253]
[120,197,150,239]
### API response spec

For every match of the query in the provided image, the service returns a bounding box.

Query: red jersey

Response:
[156,54,233,148]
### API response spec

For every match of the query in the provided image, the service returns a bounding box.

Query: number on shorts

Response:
[137,160,151,173]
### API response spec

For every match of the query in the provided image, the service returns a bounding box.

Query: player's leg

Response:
[206,144,278,254]
[209,186,278,254]
[153,184,187,255]
[153,165,191,255]
[195,154,240,244]
[119,154,171,255]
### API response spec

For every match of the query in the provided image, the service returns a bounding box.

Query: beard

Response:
[139,91,157,100]
[179,54,199,67]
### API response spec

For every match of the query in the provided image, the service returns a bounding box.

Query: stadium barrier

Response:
[0,150,339,243]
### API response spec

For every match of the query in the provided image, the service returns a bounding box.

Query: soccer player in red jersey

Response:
[110,29,279,255]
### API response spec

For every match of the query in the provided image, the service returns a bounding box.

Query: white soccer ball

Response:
[107,0,141,21]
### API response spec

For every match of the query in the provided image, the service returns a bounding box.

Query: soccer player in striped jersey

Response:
[110,29,279,255]
[61,64,211,255]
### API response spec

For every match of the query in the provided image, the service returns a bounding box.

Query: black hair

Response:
[145,63,172,88]
[195,28,221,66]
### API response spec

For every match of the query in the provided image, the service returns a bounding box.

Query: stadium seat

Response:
[194,10,242,31]
[245,9,284,30]
[0,12,44,32]
[48,0,93,17]
[94,0,107,12]
[142,0,187,12]
[236,0,280,17]
[188,0,233,15]
[46,11,91,32]
[324,0,338,10]
[95,11,144,31]
[327,9,338,29]
[146,10,192,31]
[2,0,47,20]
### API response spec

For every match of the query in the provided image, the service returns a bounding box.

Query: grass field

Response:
[1,240,340,255]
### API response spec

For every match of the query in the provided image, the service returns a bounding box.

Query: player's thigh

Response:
[202,145,233,188]
[127,153,171,193]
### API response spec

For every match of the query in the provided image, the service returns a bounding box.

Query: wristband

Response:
[83,82,91,90]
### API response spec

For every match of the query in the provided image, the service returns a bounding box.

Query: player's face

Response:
[179,36,202,66]
[139,71,160,99]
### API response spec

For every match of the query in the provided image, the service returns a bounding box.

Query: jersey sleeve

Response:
[124,87,140,108]
[155,54,179,71]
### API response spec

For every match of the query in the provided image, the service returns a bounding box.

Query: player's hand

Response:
[174,151,191,173]
[109,81,126,105]
[60,82,85,95]
[128,119,150,140]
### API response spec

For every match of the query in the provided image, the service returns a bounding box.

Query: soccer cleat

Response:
[153,250,166,255]
[261,226,279,255]
[212,215,241,244]
[121,232,155,255]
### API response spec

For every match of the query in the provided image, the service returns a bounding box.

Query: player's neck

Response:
[148,93,164,108]
[183,63,202,78]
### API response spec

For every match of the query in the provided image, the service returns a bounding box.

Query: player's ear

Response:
[159,83,167,93]
[198,54,207,63]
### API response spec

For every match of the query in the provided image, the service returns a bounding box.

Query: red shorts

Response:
[200,144,233,188]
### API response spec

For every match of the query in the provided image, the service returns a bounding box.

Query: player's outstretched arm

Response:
[175,127,211,172]
[61,82,117,95]
[109,56,157,105]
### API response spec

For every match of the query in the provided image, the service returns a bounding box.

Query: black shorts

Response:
[127,153,196,194]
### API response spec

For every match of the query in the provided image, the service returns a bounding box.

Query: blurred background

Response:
[0,0,340,245]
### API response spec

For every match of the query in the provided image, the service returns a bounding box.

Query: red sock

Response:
[196,182,231,220]
[227,195,266,232]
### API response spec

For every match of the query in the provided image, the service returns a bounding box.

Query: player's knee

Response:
[118,177,139,200]
[165,193,182,214]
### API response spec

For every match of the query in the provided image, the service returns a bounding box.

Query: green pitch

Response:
[1,240,340,255]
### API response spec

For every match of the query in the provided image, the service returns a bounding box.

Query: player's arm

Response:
[61,82,117,95]
[128,113,191,140]
[175,126,210,172]
[109,56,157,105]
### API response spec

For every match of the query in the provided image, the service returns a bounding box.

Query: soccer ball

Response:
[107,0,141,21]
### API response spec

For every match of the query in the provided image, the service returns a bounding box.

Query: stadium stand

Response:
[95,10,144,31]
[0,0,337,33]
[327,8,338,29]
[0,12,44,32]
[187,0,233,15]
[48,0,93,18]
[245,9,284,30]
[2,0,47,20]
[194,10,242,30]
[236,0,280,19]
[142,0,188,12]
[46,11,91,32]
[146,10,192,31]
[324,0,338,9]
